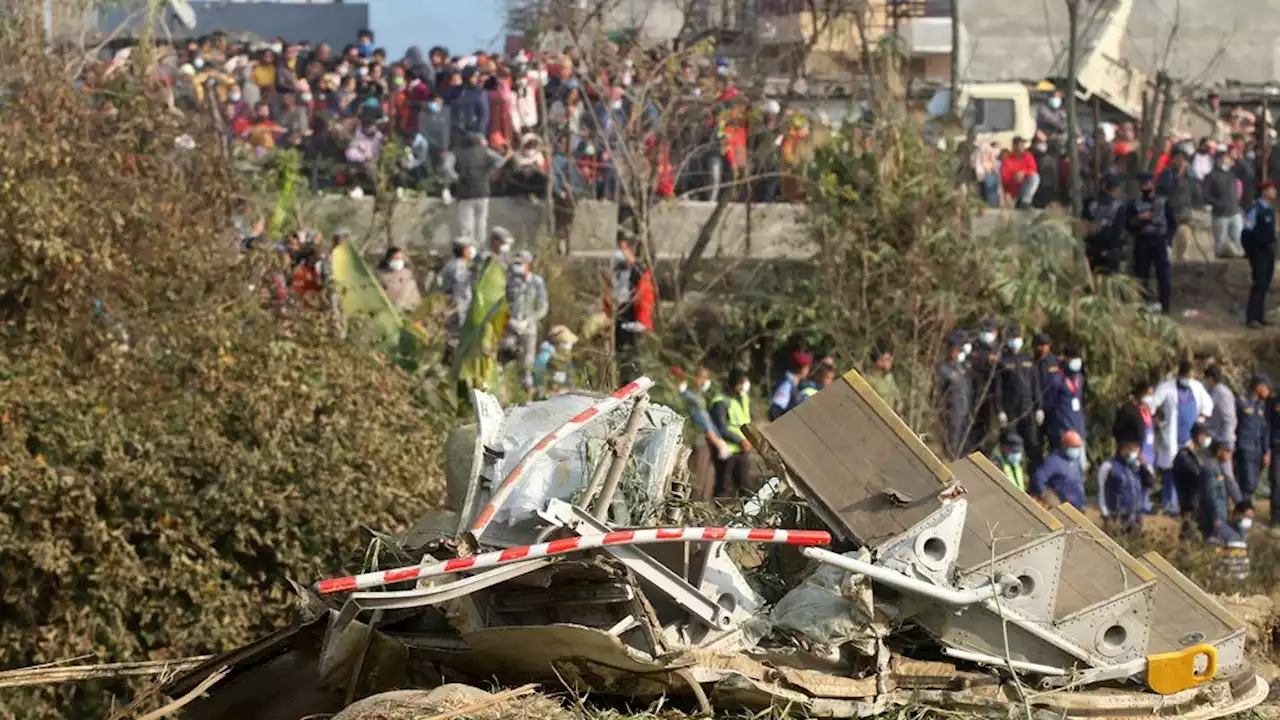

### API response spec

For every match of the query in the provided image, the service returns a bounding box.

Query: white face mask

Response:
[1241,517,1254,531]
[1064,446,1082,460]
[1199,436,1213,449]
[740,380,751,395]
[1007,338,1024,353]
[388,258,406,271]
[1048,96,1062,110]
[229,92,241,103]
[193,57,205,69]
[1067,358,1082,373]
[560,342,573,352]
[613,249,626,263]
[678,381,688,394]
[700,379,711,393]
[956,351,968,365]
[611,100,623,111]
[978,331,997,346]
[962,342,973,355]
[271,43,283,54]
[301,93,312,103]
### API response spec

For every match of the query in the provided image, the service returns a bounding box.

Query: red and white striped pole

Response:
[466,377,656,541]
[316,527,832,595]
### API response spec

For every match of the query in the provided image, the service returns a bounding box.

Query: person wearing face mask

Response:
[603,236,655,384]
[1035,91,1067,138]
[1030,430,1086,510]
[673,365,729,501]
[966,319,1001,452]
[1153,360,1215,516]
[375,246,422,313]
[1204,148,1245,258]
[503,250,549,390]
[1172,423,1215,538]
[454,132,507,244]
[1083,173,1127,274]
[709,369,754,498]
[1243,180,1277,329]
[1126,173,1177,314]
[992,431,1026,491]
[1044,346,1087,470]
[1235,374,1270,520]
[534,325,577,397]
[355,29,375,59]
[994,326,1040,468]
[936,331,974,461]
[438,237,475,345]
[452,66,491,141]
[1111,378,1158,512]
[1099,441,1152,535]
[999,136,1040,209]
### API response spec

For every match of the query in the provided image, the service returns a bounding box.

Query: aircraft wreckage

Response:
[167,371,1268,718]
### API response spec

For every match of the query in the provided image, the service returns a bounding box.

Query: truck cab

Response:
[926,82,1037,150]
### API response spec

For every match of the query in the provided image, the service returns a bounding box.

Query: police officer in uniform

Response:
[1235,374,1271,514]
[1084,173,1127,274]
[1031,332,1059,471]
[937,330,974,461]
[968,318,1001,453]
[1243,180,1277,329]
[994,326,1039,466]
[1126,172,1177,313]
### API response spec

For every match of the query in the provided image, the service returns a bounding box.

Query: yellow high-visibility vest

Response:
[711,393,751,455]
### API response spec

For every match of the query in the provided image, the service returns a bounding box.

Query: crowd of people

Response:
[970,89,1280,327]
[143,26,830,238]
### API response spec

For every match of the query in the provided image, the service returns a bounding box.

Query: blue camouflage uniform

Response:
[1030,449,1086,510]
[1235,387,1269,510]
[768,372,801,421]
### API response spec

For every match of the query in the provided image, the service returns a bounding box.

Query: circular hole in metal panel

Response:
[1016,573,1037,597]
[1180,631,1207,647]
[1102,624,1128,649]
[922,536,948,563]
[717,593,737,614]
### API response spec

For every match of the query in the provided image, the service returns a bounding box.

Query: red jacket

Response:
[1000,150,1039,198]
[604,265,655,332]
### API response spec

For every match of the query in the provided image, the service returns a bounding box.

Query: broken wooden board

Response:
[758,369,951,546]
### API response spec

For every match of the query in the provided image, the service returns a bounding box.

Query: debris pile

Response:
[168,372,1269,719]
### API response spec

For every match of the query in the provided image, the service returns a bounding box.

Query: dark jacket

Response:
[937,361,973,459]
[1243,200,1277,257]
[1156,166,1202,220]
[1030,450,1085,509]
[453,134,505,200]
[1126,194,1176,243]
[419,106,452,153]
[452,85,491,138]
[1204,167,1241,217]
[1113,400,1149,446]
[994,350,1038,416]
[1236,394,1269,458]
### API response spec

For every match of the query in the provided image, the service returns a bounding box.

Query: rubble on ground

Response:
[166,373,1270,719]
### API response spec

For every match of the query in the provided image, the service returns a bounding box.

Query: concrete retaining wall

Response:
[308,195,1038,259]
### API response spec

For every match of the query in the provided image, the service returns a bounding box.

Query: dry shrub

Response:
[0,13,445,718]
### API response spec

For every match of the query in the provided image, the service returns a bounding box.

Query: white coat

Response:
[1151,378,1214,470]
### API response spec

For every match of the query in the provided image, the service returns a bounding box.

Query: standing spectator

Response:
[1157,145,1202,262]
[768,350,812,421]
[673,365,729,501]
[1191,137,1216,180]
[999,136,1040,208]
[995,326,1040,466]
[375,246,422,314]
[1200,439,1245,547]
[936,331,974,461]
[1205,148,1245,258]
[1204,365,1239,454]
[1030,430,1086,509]
[453,66,491,140]
[438,237,474,344]
[1126,173,1176,314]
[992,431,1026,491]
[603,236,655,384]
[1035,90,1067,137]
[1235,374,1270,514]
[1084,173,1127,274]
[709,369,753,497]
[1244,180,1278,328]
[968,319,1001,452]
[1154,361,1215,515]
[864,346,902,415]
[1044,345,1087,468]
[1099,440,1150,535]
[453,132,507,244]
[503,251,549,389]
[1172,423,1214,539]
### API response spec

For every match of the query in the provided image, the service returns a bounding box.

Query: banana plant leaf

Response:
[329,241,429,371]
[451,256,508,396]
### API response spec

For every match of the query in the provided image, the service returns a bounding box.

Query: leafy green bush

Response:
[0,26,445,718]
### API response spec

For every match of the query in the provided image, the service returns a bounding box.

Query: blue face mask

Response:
[1125,451,1140,467]
[1006,451,1023,465]
[1064,447,1083,460]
